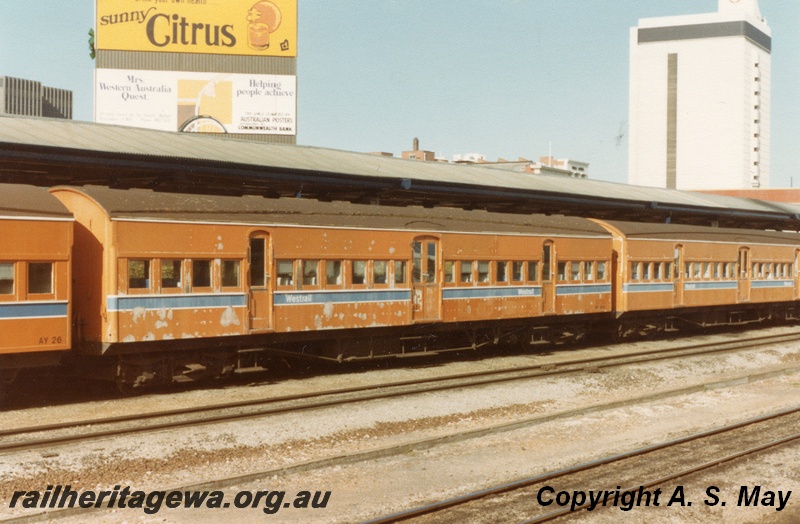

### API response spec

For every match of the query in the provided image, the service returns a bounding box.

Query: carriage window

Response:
[394,261,407,285]
[326,261,343,286]
[128,260,150,289]
[412,243,422,283]
[352,260,367,285]
[703,262,711,279]
[192,260,212,288]
[570,262,581,281]
[512,261,524,282]
[302,260,319,286]
[460,261,473,284]
[222,260,240,288]
[714,262,721,279]
[29,262,54,294]
[584,261,594,281]
[528,261,539,282]
[692,263,701,279]
[277,260,294,287]
[654,262,662,280]
[497,261,508,283]
[374,261,388,285]
[597,262,607,281]
[161,260,182,288]
[643,262,651,281]
[0,263,13,295]
[665,263,672,280]
[478,261,490,283]
[631,262,639,281]
[557,262,567,281]
[249,238,266,287]
[444,261,455,283]
[542,245,552,281]
[427,243,437,283]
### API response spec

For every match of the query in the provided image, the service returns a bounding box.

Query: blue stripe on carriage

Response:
[108,294,247,311]
[443,286,542,300]
[683,281,739,291]
[0,302,68,319]
[274,289,412,306]
[623,283,675,293]
[751,280,794,289]
[556,284,612,296]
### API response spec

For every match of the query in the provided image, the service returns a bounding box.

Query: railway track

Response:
[2,330,800,453]
[3,344,800,523]
[366,406,800,523]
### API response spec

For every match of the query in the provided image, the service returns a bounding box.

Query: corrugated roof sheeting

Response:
[2,115,800,225]
[58,185,611,237]
[0,183,72,218]
[601,219,800,245]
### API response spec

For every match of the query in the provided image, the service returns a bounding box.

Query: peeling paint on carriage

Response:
[7,182,800,392]
[0,185,72,370]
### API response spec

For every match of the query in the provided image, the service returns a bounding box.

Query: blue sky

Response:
[0,1,798,186]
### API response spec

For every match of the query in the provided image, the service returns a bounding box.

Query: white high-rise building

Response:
[628,0,771,190]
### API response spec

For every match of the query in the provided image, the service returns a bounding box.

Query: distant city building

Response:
[628,0,770,190]
[451,153,589,178]
[530,157,588,179]
[452,153,487,164]
[402,138,436,162]
[399,139,590,178]
[0,76,72,119]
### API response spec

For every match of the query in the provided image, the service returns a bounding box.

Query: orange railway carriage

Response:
[0,184,72,383]
[50,186,613,388]
[594,219,800,333]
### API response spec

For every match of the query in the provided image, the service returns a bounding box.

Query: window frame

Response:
[301,259,321,289]
[159,259,184,294]
[373,260,390,288]
[276,259,295,289]
[325,260,344,289]
[221,259,242,290]
[127,259,152,294]
[0,262,14,298]
[190,259,213,291]
[28,261,55,297]
[351,260,368,288]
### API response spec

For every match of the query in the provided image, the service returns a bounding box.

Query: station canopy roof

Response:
[1,115,799,231]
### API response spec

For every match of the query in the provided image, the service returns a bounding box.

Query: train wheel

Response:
[611,323,631,343]
[115,376,146,396]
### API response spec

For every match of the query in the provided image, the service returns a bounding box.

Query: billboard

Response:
[95,69,296,135]
[96,0,297,57]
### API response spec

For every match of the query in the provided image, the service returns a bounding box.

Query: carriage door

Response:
[737,247,751,302]
[542,242,556,314]
[674,245,684,307]
[249,233,272,332]
[412,237,441,322]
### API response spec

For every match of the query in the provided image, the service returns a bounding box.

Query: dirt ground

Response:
[2,327,800,523]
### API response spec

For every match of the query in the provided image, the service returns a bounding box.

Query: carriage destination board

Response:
[96,0,297,57]
[95,69,296,135]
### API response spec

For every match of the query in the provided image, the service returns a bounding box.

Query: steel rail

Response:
[1,330,799,453]
[365,406,800,523]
